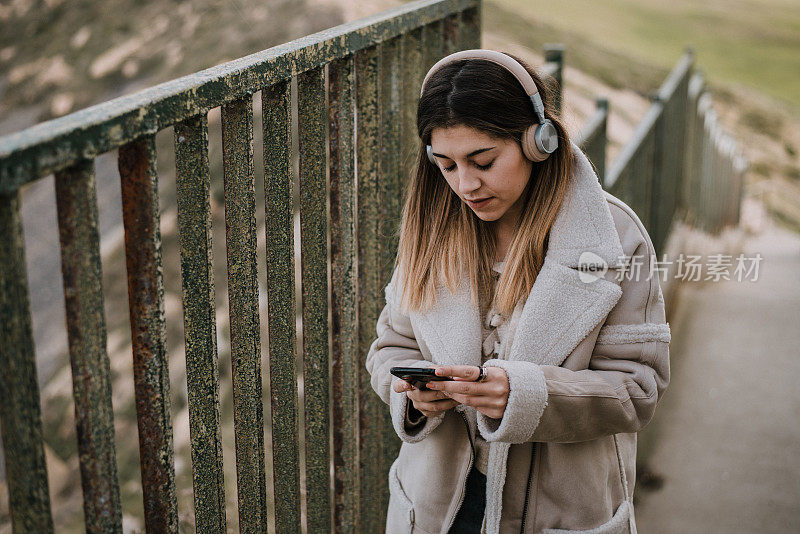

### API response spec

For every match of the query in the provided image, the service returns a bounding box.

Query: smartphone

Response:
[390,367,451,390]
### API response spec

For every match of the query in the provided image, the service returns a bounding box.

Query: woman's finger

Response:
[416,399,459,417]
[408,387,450,402]
[428,379,483,397]
[435,369,509,417]
[392,379,412,393]
[446,392,494,412]
[434,365,482,381]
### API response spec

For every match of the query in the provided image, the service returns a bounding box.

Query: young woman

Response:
[365,49,671,534]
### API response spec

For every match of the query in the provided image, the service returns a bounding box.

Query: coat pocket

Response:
[386,458,415,533]
[541,499,632,534]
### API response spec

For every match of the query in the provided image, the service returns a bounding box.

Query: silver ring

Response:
[476,365,488,382]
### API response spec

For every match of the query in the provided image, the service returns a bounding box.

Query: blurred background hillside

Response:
[3,0,798,226]
[1,0,798,532]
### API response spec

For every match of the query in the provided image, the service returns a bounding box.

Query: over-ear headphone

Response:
[420,49,558,165]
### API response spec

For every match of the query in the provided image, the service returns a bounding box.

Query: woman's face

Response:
[429,124,533,227]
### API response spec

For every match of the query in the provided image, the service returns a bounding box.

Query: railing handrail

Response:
[575,97,609,184]
[605,99,664,189]
[576,98,608,147]
[0,0,478,194]
[656,48,694,102]
[0,1,483,531]
[605,47,694,190]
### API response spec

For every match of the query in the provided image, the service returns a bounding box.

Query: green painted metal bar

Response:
[655,50,694,106]
[400,28,424,184]
[174,114,226,533]
[577,97,609,187]
[540,61,559,81]
[378,35,404,496]
[726,142,738,229]
[0,0,480,193]
[54,159,122,533]
[716,130,726,233]
[422,20,445,71]
[709,124,720,233]
[543,44,565,115]
[704,97,716,234]
[696,104,707,231]
[697,95,713,233]
[606,101,662,192]
[634,128,655,231]
[611,127,655,231]
[328,54,359,533]
[0,192,54,534]
[355,43,385,532]
[683,71,704,226]
[685,73,706,228]
[221,96,268,533]
[379,36,403,280]
[650,55,692,253]
[649,93,669,253]
[297,64,331,533]
[460,5,482,49]
[118,136,178,533]
[708,132,719,233]
[443,12,460,54]
[733,155,747,226]
[262,79,302,534]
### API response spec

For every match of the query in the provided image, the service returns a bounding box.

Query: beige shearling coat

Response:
[365,140,671,534]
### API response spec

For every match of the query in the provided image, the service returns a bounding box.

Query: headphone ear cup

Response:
[521,124,550,162]
[535,120,559,155]
[426,144,437,165]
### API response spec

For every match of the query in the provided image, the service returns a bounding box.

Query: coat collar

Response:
[392,140,624,369]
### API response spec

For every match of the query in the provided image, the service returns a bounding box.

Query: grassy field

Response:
[494,0,800,110]
[483,0,800,232]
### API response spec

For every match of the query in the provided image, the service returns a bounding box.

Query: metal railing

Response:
[575,47,748,253]
[682,71,748,234]
[0,1,481,532]
[0,0,747,531]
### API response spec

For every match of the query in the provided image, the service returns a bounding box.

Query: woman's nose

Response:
[457,170,482,196]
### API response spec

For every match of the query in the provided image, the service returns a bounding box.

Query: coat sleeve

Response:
[476,219,671,444]
[365,272,446,443]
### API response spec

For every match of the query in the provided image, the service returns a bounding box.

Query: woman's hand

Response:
[426,365,510,420]
[392,371,460,418]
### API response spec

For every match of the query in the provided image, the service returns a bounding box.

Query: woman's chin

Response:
[472,211,501,222]
[468,203,502,218]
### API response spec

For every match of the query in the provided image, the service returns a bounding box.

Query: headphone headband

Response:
[419,49,547,125]
[420,49,536,97]
[420,48,558,162]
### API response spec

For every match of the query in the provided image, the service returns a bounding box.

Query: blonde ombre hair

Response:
[393,51,574,318]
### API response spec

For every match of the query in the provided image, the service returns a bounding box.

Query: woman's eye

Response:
[442,161,494,172]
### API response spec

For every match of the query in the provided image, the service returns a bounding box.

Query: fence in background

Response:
[576,47,748,253]
[683,71,748,234]
[0,0,748,532]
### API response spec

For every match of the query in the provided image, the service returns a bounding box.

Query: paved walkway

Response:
[633,215,800,532]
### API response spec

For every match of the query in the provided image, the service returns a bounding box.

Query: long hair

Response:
[394,51,574,317]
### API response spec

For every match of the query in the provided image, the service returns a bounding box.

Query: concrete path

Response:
[633,214,800,532]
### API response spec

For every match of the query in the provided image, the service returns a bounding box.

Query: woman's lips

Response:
[467,197,493,209]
